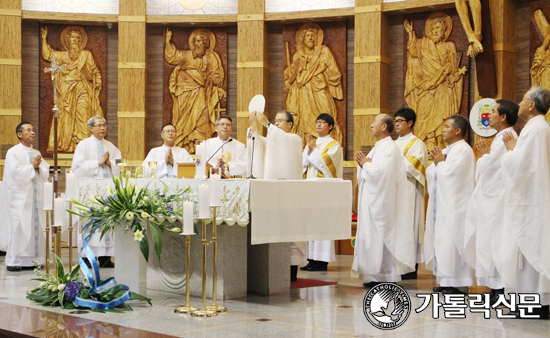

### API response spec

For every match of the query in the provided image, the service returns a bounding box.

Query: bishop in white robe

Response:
[301,113,343,271]
[143,123,193,178]
[425,115,475,294]
[393,108,428,279]
[493,87,550,318]
[0,122,50,270]
[464,100,518,297]
[206,116,247,176]
[71,116,121,260]
[353,114,415,285]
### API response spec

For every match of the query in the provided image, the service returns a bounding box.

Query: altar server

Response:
[393,108,428,280]
[464,100,518,303]
[425,115,475,294]
[143,123,193,178]
[0,122,50,271]
[72,116,121,266]
[353,114,415,287]
[248,110,305,281]
[493,86,550,319]
[301,113,343,272]
[205,115,247,176]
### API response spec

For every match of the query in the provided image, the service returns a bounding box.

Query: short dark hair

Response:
[380,114,394,134]
[495,99,518,126]
[161,123,177,133]
[394,108,417,127]
[16,121,32,140]
[277,110,294,129]
[447,114,468,137]
[216,115,233,125]
[316,113,335,132]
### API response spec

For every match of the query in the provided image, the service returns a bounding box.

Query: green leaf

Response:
[149,225,163,260]
[30,278,47,282]
[55,255,65,279]
[129,292,152,306]
[64,302,75,309]
[139,235,150,262]
[69,264,81,281]
[58,290,65,306]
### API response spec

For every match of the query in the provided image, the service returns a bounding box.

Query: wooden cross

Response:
[214,102,226,120]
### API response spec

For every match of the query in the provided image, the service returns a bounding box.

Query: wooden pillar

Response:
[489,0,516,100]
[118,0,147,161]
[353,0,390,153]
[0,1,22,149]
[236,0,269,142]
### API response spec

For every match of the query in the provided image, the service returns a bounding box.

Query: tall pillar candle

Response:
[183,201,194,234]
[198,184,209,218]
[66,171,76,199]
[54,195,64,226]
[43,181,53,210]
[209,173,221,206]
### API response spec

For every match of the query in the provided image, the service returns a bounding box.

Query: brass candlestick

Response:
[68,201,74,268]
[207,206,227,313]
[191,219,217,317]
[44,210,51,274]
[51,226,62,275]
[175,234,198,314]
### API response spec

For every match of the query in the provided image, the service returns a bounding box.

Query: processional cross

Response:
[44,55,65,189]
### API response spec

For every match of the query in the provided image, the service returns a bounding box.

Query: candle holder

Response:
[174,233,197,314]
[206,206,227,313]
[51,225,62,275]
[65,169,76,269]
[191,218,217,317]
[68,201,74,268]
[44,210,51,274]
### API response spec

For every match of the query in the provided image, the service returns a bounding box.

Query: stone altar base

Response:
[114,226,147,295]
[146,222,248,300]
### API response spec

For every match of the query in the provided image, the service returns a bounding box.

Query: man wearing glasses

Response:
[72,116,121,267]
[143,123,193,178]
[300,113,343,272]
[205,116,247,176]
[393,108,428,280]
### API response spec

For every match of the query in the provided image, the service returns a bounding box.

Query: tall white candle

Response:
[195,143,206,179]
[209,173,221,206]
[198,184,209,218]
[66,171,76,199]
[43,181,53,210]
[54,195,64,226]
[183,201,194,234]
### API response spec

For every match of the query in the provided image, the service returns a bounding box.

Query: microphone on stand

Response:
[206,139,233,164]
[248,137,256,179]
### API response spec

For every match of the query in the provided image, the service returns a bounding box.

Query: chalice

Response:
[149,162,158,179]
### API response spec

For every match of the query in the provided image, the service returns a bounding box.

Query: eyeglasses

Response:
[274,119,287,124]
[162,129,177,134]
[21,128,35,133]
[93,124,107,129]
[217,123,232,127]
[315,120,328,125]
[394,119,407,124]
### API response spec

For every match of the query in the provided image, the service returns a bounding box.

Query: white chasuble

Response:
[464,127,517,289]
[493,115,550,304]
[143,145,193,178]
[395,133,428,264]
[0,144,50,266]
[353,136,415,282]
[302,135,343,263]
[247,126,306,265]
[205,137,247,176]
[425,139,475,287]
[72,136,122,257]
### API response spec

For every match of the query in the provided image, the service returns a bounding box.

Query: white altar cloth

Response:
[249,179,352,245]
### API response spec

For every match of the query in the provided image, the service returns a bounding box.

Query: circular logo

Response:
[469,98,497,137]
[363,283,411,330]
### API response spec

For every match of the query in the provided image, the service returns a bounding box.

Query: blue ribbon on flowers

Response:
[74,219,131,310]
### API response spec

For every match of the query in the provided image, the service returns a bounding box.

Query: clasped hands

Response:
[429,146,446,165]
[355,151,371,168]
[31,155,43,170]
[98,151,111,167]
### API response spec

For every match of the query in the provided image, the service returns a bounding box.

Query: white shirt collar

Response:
[495,126,514,139]
[91,135,103,143]
[446,139,465,151]
[375,136,392,146]
[525,114,545,127]
[397,132,414,141]
[317,135,333,142]
[19,142,33,150]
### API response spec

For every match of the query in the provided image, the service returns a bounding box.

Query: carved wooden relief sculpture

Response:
[41,26,103,153]
[404,13,467,149]
[165,28,226,153]
[284,23,344,146]
[532,9,550,91]
[455,0,483,57]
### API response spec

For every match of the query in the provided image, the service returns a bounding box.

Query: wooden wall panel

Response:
[146,26,164,155]
[21,21,39,149]
[238,0,265,16]
[120,0,146,16]
[227,25,238,140]
[346,20,355,160]
[106,27,119,147]
[118,22,146,63]
[118,117,145,160]
[516,2,530,103]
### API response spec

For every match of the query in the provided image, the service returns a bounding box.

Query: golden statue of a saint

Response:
[404,13,467,149]
[284,23,344,145]
[41,26,103,153]
[165,28,226,153]
[531,9,550,115]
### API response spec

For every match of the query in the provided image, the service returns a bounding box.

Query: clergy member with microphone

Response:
[143,123,193,178]
[205,115,247,176]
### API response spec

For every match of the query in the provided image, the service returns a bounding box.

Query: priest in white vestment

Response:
[393,108,428,280]
[493,86,550,319]
[301,113,343,272]
[0,122,50,271]
[247,110,305,281]
[353,114,415,287]
[464,99,518,303]
[205,115,247,176]
[142,123,193,178]
[425,115,475,294]
[71,116,121,266]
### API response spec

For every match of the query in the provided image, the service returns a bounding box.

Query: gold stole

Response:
[403,137,426,178]
[316,140,338,178]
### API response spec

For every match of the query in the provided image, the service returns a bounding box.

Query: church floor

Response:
[1,251,549,337]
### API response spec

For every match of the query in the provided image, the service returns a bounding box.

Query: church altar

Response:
[78,178,352,299]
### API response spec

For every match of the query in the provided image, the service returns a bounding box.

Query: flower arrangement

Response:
[27,256,151,313]
[69,173,190,261]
